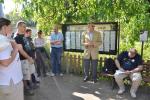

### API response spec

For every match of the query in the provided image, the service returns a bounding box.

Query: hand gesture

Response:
[124,70,131,75]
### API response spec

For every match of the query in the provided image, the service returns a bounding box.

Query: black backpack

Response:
[102,58,118,74]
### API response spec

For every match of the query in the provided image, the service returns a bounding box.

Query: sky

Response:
[3,0,16,14]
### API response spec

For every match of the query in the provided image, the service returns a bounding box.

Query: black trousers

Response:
[35,47,49,77]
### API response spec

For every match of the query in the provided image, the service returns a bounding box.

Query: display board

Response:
[62,22,119,55]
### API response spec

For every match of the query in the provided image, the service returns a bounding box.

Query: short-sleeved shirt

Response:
[14,34,27,60]
[50,32,64,48]
[34,37,45,48]
[117,51,142,71]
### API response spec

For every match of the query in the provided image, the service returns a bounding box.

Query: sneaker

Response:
[118,89,125,94]
[83,76,88,82]
[46,72,51,76]
[130,91,136,98]
[50,73,55,77]
[60,73,63,76]
[36,82,40,87]
[93,80,97,83]
[36,80,40,85]
[36,77,40,82]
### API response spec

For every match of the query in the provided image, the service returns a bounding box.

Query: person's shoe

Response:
[46,72,51,76]
[59,73,63,76]
[50,73,55,77]
[83,76,88,82]
[118,89,125,94]
[36,77,40,82]
[36,79,40,86]
[36,80,40,84]
[36,82,40,87]
[130,90,136,98]
[93,79,97,83]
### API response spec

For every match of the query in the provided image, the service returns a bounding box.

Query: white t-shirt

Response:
[34,37,45,47]
[0,42,23,85]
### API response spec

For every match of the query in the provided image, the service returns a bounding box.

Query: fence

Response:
[60,52,116,75]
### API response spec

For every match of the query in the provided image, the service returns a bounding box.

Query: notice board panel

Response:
[62,22,119,55]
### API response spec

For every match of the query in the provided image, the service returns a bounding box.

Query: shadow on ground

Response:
[25,74,150,100]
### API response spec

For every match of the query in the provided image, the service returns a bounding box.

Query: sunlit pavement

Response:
[25,74,150,100]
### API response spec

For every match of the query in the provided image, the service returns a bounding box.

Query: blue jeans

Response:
[50,47,63,74]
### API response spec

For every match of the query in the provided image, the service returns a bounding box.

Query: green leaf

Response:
[0,0,4,3]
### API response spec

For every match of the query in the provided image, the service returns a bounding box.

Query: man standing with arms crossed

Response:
[50,25,64,76]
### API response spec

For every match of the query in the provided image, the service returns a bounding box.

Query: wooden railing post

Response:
[78,55,81,75]
[65,53,70,74]
[73,54,77,73]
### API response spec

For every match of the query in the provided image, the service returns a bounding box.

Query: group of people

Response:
[0,17,65,100]
[0,17,143,100]
[0,18,47,100]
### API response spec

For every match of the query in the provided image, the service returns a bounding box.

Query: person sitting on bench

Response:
[114,48,143,98]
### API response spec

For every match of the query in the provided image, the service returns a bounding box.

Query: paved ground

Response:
[25,74,150,100]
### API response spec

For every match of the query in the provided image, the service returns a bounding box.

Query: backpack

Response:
[102,58,118,74]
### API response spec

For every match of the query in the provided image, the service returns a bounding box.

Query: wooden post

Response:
[70,54,73,73]
[66,53,70,74]
[78,55,81,75]
[73,54,77,74]
[99,57,103,71]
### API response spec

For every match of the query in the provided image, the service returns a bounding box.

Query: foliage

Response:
[0,0,4,3]
[13,0,150,59]
[5,11,36,27]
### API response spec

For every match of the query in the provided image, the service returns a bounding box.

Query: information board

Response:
[62,22,119,55]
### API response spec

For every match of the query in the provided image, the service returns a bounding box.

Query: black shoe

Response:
[83,76,88,82]
[92,79,97,83]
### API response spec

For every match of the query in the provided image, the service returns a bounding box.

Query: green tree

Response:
[0,0,4,3]
[14,0,150,59]
[5,11,36,27]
